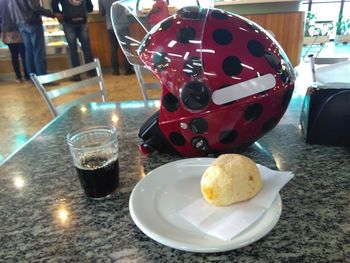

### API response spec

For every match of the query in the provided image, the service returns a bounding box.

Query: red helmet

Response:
[114,6,295,157]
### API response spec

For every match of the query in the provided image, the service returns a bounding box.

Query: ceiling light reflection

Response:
[168,40,177,48]
[80,105,87,112]
[239,27,249,32]
[183,51,189,60]
[58,208,69,223]
[241,63,254,70]
[189,40,201,44]
[14,177,25,189]
[196,49,215,54]
[111,114,119,123]
[56,201,71,226]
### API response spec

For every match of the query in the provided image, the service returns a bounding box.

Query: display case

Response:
[0,40,8,59]
[42,17,68,56]
[0,18,67,57]
[0,18,71,78]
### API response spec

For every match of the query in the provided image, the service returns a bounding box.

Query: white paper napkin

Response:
[180,165,294,241]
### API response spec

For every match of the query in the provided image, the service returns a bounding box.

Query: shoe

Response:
[15,78,22,83]
[125,69,135,75]
[69,75,81,82]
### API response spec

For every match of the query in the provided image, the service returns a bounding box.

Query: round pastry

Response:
[200,154,263,206]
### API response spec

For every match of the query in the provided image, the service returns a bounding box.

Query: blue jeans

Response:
[18,23,47,75]
[62,23,93,68]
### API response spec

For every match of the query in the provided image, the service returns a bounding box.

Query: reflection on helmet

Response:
[137,7,295,157]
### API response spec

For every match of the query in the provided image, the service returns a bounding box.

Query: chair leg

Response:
[134,65,149,101]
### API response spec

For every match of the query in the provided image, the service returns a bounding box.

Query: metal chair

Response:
[31,58,107,117]
[133,64,160,101]
[309,55,349,83]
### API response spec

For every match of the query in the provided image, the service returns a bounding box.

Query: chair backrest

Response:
[133,64,160,101]
[309,55,349,83]
[31,58,107,117]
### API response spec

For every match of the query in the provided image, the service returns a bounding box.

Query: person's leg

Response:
[107,29,119,75]
[63,23,80,68]
[118,27,133,74]
[77,24,93,64]
[30,24,47,75]
[62,23,81,80]
[18,43,30,80]
[18,25,35,75]
[8,43,22,80]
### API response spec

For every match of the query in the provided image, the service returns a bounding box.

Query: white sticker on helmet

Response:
[212,74,276,105]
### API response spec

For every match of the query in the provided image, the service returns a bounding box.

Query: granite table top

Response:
[0,99,349,262]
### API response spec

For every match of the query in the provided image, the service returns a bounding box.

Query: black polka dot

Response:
[162,93,179,112]
[177,6,207,20]
[181,81,210,111]
[158,18,173,32]
[169,132,185,146]
[282,88,293,108]
[265,51,282,72]
[219,130,237,144]
[152,52,169,72]
[211,10,229,20]
[189,118,208,134]
[213,29,233,45]
[222,56,242,76]
[191,136,209,151]
[262,117,278,133]
[183,57,202,76]
[247,40,265,57]
[244,103,263,121]
[176,26,196,44]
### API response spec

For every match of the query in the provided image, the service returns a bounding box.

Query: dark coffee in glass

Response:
[76,157,119,198]
[67,125,119,199]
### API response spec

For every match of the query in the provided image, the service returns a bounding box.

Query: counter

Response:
[216,0,304,66]
[87,1,304,68]
[0,96,349,262]
[215,0,302,14]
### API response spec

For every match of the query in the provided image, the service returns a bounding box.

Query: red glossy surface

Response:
[138,7,295,157]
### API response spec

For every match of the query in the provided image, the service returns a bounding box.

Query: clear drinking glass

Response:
[67,125,119,199]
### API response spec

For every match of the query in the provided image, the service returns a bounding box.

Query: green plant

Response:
[304,12,334,37]
[304,12,317,37]
[336,17,350,35]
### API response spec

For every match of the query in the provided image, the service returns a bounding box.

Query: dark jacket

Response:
[7,0,55,26]
[52,0,93,24]
[0,0,19,32]
[98,0,117,30]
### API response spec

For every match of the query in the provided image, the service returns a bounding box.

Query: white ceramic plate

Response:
[129,158,282,253]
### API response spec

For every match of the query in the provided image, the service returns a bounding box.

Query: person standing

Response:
[0,0,29,82]
[7,0,63,76]
[147,0,169,29]
[52,0,94,81]
[98,0,133,75]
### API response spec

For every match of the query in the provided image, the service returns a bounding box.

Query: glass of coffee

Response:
[67,125,119,199]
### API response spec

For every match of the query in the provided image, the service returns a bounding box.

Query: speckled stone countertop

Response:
[0,99,349,262]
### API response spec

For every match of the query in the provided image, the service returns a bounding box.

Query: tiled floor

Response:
[0,42,349,164]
